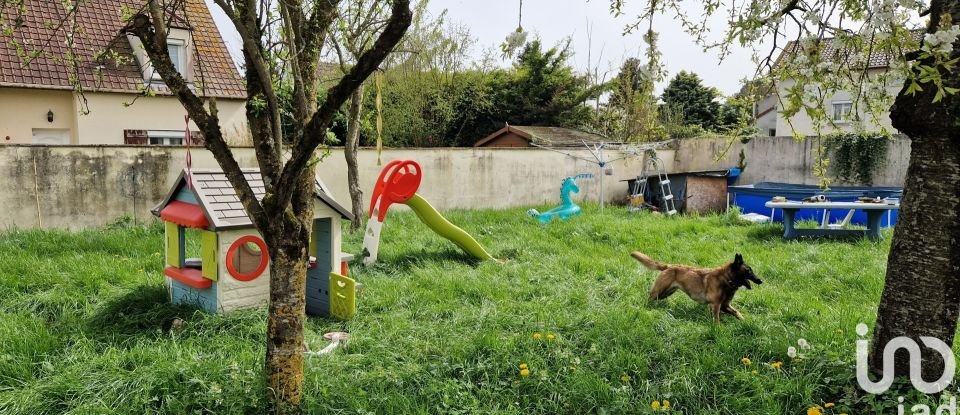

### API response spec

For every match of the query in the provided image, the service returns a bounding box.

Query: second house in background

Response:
[752,31,922,137]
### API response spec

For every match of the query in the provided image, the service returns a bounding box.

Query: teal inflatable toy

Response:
[527,175,586,224]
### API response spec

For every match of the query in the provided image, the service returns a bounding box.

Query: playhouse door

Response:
[306,218,333,315]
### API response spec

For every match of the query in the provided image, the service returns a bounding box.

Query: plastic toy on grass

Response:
[361,159,494,265]
[527,174,588,224]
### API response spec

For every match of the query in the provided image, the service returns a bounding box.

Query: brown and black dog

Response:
[631,252,762,323]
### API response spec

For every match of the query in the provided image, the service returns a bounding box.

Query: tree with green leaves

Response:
[327,0,391,232]
[611,0,960,381]
[491,39,603,128]
[660,71,722,132]
[604,57,665,142]
[716,96,755,135]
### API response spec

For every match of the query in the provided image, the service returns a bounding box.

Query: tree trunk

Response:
[344,84,366,231]
[870,134,960,377]
[263,187,313,412]
[872,0,960,378]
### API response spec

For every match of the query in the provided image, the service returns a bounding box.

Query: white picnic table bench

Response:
[764,200,900,240]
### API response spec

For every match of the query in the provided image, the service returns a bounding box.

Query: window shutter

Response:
[124,129,148,145]
[200,230,218,281]
[165,222,181,267]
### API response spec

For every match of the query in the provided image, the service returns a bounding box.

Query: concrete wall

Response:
[671,135,910,187]
[0,136,909,230]
[0,87,248,145]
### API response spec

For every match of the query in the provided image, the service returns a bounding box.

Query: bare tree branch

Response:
[273,0,412,208]
[124,5,268,231]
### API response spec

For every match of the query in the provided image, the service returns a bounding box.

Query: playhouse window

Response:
[226,236,268,281]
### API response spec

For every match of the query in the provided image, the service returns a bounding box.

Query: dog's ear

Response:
[732,253,743,269]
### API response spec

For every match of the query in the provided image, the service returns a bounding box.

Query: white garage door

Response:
[31,128,71,144]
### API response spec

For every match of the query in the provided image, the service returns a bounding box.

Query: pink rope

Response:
[184,115,193,189]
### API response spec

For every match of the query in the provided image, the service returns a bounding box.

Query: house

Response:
[474,125,622,148]
[755,31,922,137]
[737,80,777,137]
[152,168,356,318]
[0,0,247,145]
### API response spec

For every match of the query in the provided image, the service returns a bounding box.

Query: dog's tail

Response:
[630,251,668,271]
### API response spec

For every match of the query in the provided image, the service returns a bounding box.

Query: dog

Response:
[631,252,762,323]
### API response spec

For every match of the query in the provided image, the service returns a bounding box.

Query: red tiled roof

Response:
[773,30,924,70]
[0,0,245,98]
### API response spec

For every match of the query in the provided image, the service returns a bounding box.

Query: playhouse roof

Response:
[152,168,353,230]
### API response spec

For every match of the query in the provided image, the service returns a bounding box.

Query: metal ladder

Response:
[630,153,677,215]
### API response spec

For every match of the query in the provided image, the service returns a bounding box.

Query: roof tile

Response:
[0,0,245,98]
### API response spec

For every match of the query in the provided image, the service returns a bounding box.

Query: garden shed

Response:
[626,169,731,214]
[473,125,623,148]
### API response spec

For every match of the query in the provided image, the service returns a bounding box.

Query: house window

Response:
[151,39,186,80]
[767,128,776,137]
[150,135,183,146]
[832,101,853,122]
[167,39,186,74]
[147,130,185,145]
[124,129,203,145]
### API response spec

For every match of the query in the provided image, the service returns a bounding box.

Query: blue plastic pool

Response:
[728,182,902,227]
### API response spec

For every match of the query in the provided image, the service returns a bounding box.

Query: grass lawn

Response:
[0,204,916,414]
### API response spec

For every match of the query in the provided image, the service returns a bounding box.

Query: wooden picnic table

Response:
[764,200,900,240]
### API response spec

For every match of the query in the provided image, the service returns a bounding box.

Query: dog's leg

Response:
[648,272,677,302]
[722,304,745,320]
[711,303,722,324]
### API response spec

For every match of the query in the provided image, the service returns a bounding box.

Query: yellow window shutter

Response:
[201,230,218,281]
[165,222,180,267]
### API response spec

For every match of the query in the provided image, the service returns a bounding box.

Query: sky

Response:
[205,0,765,96]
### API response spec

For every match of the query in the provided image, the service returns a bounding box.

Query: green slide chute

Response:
[404,194,494,261]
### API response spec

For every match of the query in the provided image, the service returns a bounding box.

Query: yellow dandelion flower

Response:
[751,370,758,375]
[770,361,783,369]
[547,333,556,340]
[519,363,528,370]
[807,406,823,415]
[824,402,835,408]
[741,357,752,365]
[620,374,630,382]
[533,332,542,340]
[520,368,530,377]
[662,399,670,410]
[840,413,849,415]
[651,400,661,410]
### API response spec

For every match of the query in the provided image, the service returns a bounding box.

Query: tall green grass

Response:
[0,205,919,413]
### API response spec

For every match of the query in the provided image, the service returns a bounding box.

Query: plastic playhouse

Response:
[151,168,357,319]
[361,159,494,264]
